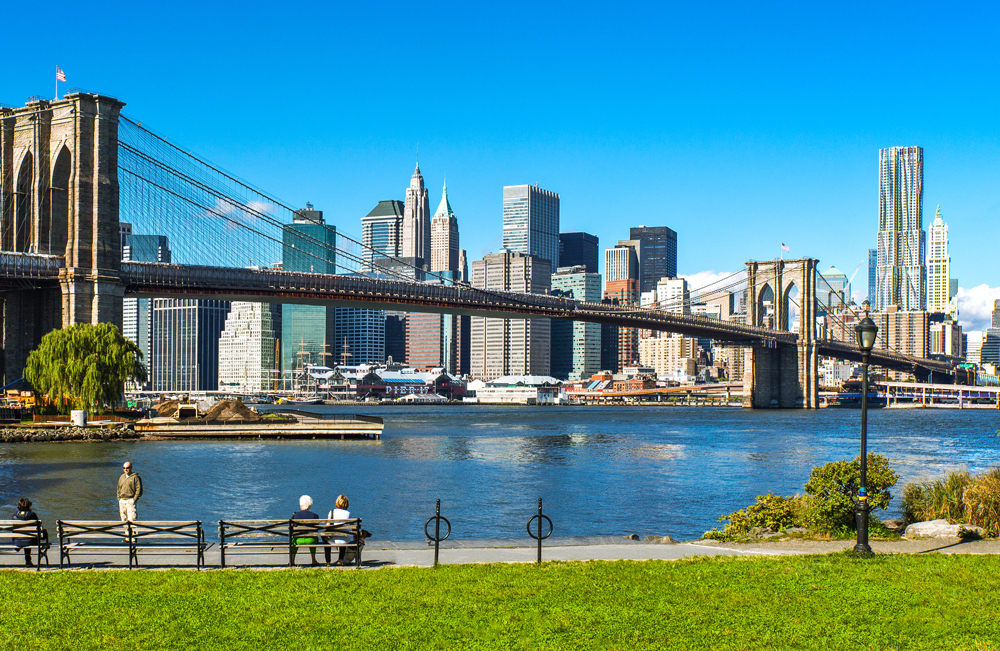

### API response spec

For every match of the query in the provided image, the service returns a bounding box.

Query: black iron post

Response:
[433,499,441,567]
[536,499,543,564]
[853,301,877,557]
[526,497,553,565]
[854,349,872,555]
[424,499,450,568]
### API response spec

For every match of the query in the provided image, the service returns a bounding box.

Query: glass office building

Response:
[629,226,677,294]
[281,205,336,374]
[502,185,560,267]
[121,229,172,389]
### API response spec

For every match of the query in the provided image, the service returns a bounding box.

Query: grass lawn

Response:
[1,553,998,650]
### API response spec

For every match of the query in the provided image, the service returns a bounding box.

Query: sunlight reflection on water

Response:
[1,405,998,540]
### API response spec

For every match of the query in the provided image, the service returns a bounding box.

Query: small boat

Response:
[281,395,325,405]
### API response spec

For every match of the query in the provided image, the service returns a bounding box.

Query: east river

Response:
[1,406,998,541]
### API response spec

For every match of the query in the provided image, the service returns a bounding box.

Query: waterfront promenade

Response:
[4,535,999,571]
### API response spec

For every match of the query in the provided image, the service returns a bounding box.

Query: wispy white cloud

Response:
[958,284,1000,331]
[680,269,746,300]
[196,197,276,231]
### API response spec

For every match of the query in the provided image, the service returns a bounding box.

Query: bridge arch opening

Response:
[783,281,800,333]
[45,146,72,256]
[757,283,775,328]
[14,151,33,252]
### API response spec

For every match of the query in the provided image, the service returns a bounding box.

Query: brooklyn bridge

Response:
[0,93,956,408]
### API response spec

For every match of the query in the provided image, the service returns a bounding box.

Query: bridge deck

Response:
[0,253,956,375]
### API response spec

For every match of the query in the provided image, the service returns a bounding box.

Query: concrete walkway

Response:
[4,535,999,571]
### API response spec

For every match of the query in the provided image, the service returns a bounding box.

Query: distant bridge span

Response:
[0,251,953,379]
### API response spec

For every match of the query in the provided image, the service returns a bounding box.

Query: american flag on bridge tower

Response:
[56,67,66,82]
[781,243,790,252]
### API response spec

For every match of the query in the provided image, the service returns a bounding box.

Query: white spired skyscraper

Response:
[430,181,460,273]
[926,205,952,315]
[876,146,926,311]
[402,163,431,265]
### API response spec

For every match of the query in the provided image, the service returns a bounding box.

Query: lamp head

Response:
[855,306,878,353]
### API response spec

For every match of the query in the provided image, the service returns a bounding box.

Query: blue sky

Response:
[7,1,1000,327]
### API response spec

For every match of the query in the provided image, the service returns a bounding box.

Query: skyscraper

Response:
[818,266,850,309]
[502,185,560,267]
[605,244,639,282]
[629,226,678,294]
[282,204,336,374]
[121,228,171,389]
[603,243,641,371]
[362,200,404,269]
[217,302,282,392]
[458,249,469,282]
[334,303,385,366]
[431,182,459,273]
[927,206,951,315]
[470,251,551,380]
[558,232,599,274]
[402,164,431,265]
[151,299,230,392]
[551,266,602,380]
[868,248,877,305]
[876,146,926,311]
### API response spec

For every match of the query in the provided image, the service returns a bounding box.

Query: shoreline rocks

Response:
[903,519,985,540]
[0,423,141,443]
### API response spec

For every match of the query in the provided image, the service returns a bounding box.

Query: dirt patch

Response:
[202,399,260,423]
[153,400,180,417]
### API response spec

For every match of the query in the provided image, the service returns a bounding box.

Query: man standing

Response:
[117,461,143,521]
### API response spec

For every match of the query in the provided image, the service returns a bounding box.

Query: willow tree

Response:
[24,323,147,414]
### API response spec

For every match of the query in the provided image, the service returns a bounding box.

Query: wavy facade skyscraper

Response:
[876,146,926,311]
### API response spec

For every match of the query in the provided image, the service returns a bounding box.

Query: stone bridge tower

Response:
[0,93,125,382]
[742,257,819,408]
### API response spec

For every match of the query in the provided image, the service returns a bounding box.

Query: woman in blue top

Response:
[290,495,320,566]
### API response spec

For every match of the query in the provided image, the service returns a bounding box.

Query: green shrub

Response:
[802,454,899,532]
[963,468,1000,537]
[901,470,971,525]
[706,493,799,541]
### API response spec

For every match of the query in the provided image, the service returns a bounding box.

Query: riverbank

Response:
[2,553,998,649]
[0,423,141,443]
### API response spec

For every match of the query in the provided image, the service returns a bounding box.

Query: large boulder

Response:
[904,519,985,540]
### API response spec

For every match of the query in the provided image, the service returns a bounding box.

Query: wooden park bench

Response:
[57,521,132,568]
[0,519,50,570]
[130,521,208,569]
[218,518,364,568]
[218,519,292,568]
[290,518,365,568]
[57,520,208,569]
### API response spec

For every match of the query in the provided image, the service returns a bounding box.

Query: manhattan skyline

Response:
[6,1,1000,328]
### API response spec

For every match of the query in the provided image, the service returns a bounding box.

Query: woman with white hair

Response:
[290,494,320,566]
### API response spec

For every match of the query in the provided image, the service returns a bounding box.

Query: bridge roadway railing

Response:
[120,262,795,344]
[0,251,65,279]
[818,339,954,375]
[0,256,957,372]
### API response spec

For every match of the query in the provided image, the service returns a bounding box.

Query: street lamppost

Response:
[854,300,879,555]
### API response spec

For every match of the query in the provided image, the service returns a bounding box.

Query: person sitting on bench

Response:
[325,494,353,567]
[12,498,45,568]
[290,495,320,566]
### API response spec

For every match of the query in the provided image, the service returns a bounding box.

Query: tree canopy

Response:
[24,323,147,413]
